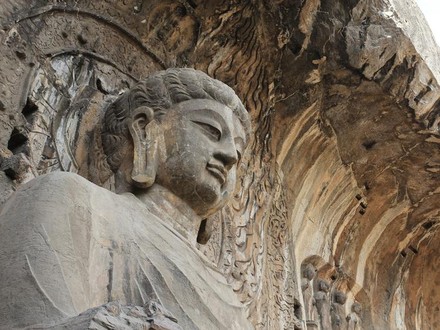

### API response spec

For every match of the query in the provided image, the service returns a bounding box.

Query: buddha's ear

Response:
[128,106,158,188]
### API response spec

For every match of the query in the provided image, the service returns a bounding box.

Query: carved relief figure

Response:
[331,290,347,330]
[346,302,362,330]
[0,69,253,329]
[314,279,332,330]
[301,263,318,328]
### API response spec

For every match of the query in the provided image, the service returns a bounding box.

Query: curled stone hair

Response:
[101,68,251,172]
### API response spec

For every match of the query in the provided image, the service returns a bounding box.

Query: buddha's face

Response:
[352,303,362,314]
[318,280,330,292]
[303,265,316,280]
[154,99,247,217]
[334,291,347,305]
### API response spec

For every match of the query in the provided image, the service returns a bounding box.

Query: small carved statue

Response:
[331,290,347,330]
[0,69,253,329]
[313,279,332,330]
[301,263,317,328]
[346,302,362,330]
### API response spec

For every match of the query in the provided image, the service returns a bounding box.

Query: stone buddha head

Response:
[302,263,317,281]
[101,68,250,219]
[351,302,362,314]
[317,279,330,293]
[333,290,347,305]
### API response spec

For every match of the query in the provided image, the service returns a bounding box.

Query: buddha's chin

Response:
[190,183,228,217]
[198,199,228,218]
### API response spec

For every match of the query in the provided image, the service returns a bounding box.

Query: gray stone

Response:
[313,279,331,330]
[0,1,439,328]
[346,302,362,330]
[330,290,347,330]
[0,69,252,330]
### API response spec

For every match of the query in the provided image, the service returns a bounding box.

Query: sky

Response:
[416,0,440,45]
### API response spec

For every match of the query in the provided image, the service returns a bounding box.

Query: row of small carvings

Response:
[301,263,362,330]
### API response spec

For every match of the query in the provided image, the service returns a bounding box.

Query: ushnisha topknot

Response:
[101,68,250,171]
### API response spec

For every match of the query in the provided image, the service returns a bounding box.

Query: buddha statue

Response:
[346,302,362,330]
[313,279,331,330]
[0,68,253,329]
[331,290,347,329]
[301,263,317,326]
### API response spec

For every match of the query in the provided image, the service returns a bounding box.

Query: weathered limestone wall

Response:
[0,0,438,329]
[273,1,440,328]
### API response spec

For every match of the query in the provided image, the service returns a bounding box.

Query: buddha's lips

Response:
[206,164,227,185]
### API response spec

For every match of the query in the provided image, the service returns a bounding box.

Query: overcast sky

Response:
[416,0,440,45]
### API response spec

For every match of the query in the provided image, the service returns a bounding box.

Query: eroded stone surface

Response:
[0,69,253,329]
[0,0,439,329]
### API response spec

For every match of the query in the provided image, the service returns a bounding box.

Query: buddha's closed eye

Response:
[192,121,222,141]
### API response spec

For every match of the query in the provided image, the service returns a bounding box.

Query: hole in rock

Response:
[4,167,18,180]
[15,51,26,60]
[22,97,38,122]
[362,140,376,150]
[400,250,407,258]
[175,5,187,16]
[422,221,434,230]
[294,299,302,320]
[7,128,28,154]
[288,41,301,55]
[186,0,197,8]
[408,245,418,254]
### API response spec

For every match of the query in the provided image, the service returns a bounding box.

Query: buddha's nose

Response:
[214,139,238,170]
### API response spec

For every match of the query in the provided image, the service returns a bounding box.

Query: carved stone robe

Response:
[314,289,331,330]
[331,301,347,329]
[347,311,362,330]
[0,172,253,330]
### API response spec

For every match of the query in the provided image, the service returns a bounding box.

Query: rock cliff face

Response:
[0,0,438,329]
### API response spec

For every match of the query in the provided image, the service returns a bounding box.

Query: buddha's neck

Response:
[135,184,202,246]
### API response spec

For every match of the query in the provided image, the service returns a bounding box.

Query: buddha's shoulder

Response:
[5,172,118,211]
[26,171,97,188]
[1,172,129,225]
[21,171,109,195]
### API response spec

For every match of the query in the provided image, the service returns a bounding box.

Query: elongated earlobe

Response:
[197,218,213,244]
[129,106,159,188]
